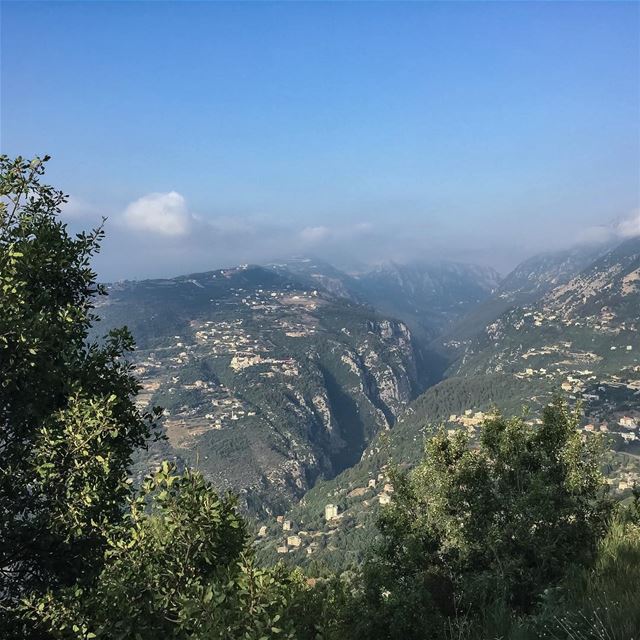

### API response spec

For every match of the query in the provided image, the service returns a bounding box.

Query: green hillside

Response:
[97,265,438,515]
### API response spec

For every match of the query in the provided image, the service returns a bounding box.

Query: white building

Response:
[325,504,338,520]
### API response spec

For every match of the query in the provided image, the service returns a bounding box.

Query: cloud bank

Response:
[618,210,640,238]
[60,190,640,282]
[577,210,640,246]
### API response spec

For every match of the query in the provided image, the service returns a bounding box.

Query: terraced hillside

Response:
[96,265,434,515]
[440,242,612,348]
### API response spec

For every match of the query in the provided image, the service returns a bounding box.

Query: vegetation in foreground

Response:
[1,156,639,639]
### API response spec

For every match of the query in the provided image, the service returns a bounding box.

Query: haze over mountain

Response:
[3,0,639,635]
[269,257,500,342]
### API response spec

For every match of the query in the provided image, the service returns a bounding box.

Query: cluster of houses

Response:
[193,319,261,355]
[446,410,489,432]
[230,352,300,378]
[277,317,317,338]
[512,300,634,335]
[192,290,322,375]
[263,473,395,555]
[605,469,639,493]
[133,339,256,438]
[131,283,332,446]
[160,380,255,443]
[581,413,639,444]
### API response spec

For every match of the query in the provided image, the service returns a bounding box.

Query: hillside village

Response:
[130,281,333,442]
[255,465,397,559]
[101,265,426,513]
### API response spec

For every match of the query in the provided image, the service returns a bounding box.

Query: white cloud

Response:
[299,222,374,245]
[353,222,373,234]
[122,191,192,236]
[576,210,640,246]
[617,210,640,238]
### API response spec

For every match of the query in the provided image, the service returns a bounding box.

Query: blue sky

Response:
[2,1,639,279]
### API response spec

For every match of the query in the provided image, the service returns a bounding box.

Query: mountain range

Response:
[96,259,498,513]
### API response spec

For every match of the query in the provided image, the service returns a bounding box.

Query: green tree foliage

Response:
[25,464,302,640]
[350,399,613,639]
[0,155,160,635]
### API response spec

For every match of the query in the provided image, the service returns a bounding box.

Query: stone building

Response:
[325,504,338,520]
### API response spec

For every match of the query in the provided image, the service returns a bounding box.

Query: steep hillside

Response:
[498,242,614,302]
[441,242,612,347]
[255,373,553,570]
[96,265,432,515]
[456,237,639,378]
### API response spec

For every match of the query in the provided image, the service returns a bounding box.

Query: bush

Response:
[0,155,160,638]
[532,503,640,640]
[349,399,613,639]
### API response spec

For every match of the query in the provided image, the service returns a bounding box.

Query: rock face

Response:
[98,264,427,516]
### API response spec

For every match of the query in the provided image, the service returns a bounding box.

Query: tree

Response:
[0,156,160,636]
[25,464,300,640]
[356,399,612,639]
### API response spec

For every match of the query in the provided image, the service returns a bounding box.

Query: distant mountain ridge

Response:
[269,257,500,343]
